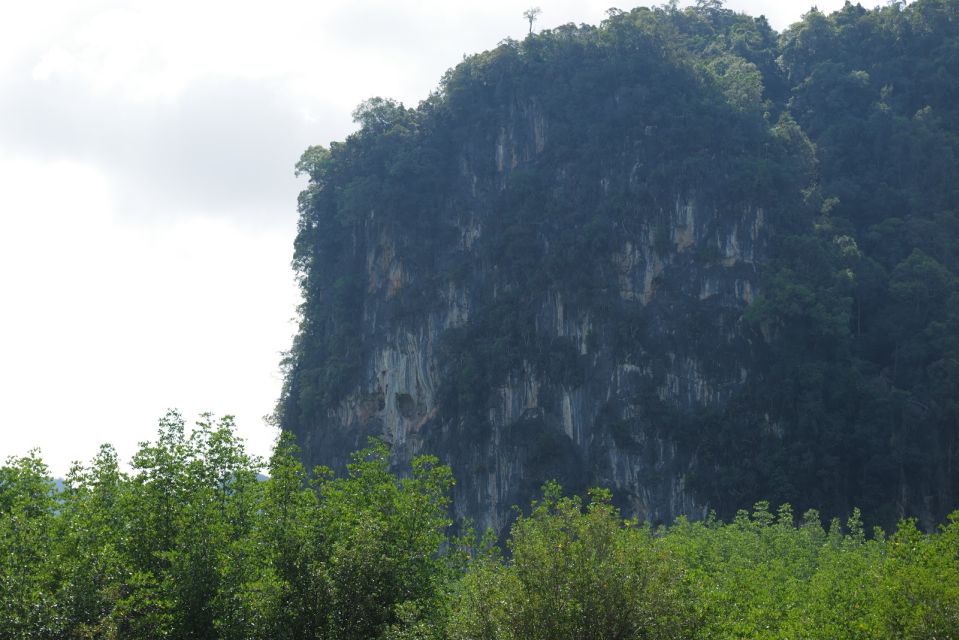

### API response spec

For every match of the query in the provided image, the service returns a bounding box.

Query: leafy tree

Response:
[449,483,697,640]
[523,7,541,34]
[56,444,130,639]
[317,440,454,640]
[0,452,61,638]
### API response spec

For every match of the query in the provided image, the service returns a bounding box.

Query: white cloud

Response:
[2,0,853,227]
[0,154,297,473]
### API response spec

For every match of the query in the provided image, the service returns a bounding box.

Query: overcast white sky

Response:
[0,0,855,475]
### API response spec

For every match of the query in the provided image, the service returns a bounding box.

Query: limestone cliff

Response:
[277,12,812,533]
[282,5,959,532]
[298,183,766,533]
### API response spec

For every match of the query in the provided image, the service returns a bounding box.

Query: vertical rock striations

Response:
[279,17,805,534]
[281,4,959,532]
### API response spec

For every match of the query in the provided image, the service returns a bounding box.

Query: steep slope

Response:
[280,2,959,533]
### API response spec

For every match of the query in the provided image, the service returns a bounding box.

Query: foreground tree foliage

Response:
[2,413,958,639]
[0,412,455,640]
[447,485,698,640]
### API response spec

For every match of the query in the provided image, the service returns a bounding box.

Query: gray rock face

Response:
[287,90,776,534]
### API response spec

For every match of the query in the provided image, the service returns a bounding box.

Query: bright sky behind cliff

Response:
[0,0,852,474]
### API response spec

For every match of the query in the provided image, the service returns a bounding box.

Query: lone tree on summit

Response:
[523,7,541,34]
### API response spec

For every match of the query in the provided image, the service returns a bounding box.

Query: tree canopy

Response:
[1,415,958,638]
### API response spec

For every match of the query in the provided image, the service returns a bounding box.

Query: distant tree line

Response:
[1,412,957,639]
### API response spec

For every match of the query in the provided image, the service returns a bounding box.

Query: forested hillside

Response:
[280,0,959,532]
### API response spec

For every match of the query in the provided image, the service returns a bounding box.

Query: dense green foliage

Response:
[2,417,959,638]
[281,0,959,528]
[0,413,454,640]
[701,0,959,527]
